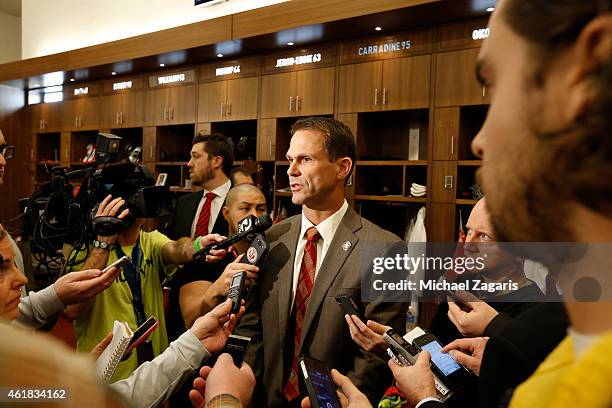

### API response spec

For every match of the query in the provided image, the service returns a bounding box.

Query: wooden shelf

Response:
[356,160,428,166]
[456,198,478,205]
[457,160,482,166]
[37,160,61,165]
[70,161,95,166]
[156,161,188,166]
[275,191,292,197]
[355,195,426,203]
[275,161,289,166]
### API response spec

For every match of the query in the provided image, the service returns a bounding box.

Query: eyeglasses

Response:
[0,144,15,160]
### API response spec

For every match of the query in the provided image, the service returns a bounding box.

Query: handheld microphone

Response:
[193,214,273,261]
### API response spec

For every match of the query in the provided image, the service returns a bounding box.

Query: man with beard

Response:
[164,134,234,341]
[384,1,612,407]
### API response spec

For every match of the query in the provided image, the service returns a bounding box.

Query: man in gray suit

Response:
[235,117,407,407]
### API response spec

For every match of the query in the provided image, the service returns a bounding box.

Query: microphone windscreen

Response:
[254,214,273,232]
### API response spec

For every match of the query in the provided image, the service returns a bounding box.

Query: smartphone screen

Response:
[300,359,341,408]
[420,339,461,376]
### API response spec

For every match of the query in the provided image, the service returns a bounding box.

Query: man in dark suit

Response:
[164,133,234,341]
[235,117,407,407]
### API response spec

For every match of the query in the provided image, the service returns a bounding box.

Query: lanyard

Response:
[115,237,147,327]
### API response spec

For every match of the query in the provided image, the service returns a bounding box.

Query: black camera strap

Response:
[115,238,146,327]
[115,237,154,364]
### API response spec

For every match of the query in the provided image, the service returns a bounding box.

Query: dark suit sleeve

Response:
[234,282,265,400]
[163,196,181,240]
[483,312,513,337]
[345,241,409,403]
[418,401,446,408]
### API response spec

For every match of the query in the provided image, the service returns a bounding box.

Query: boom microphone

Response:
[193,214,273,261]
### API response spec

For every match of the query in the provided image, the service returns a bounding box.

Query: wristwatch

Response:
[93,239,116,251]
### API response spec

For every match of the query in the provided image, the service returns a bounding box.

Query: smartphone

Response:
[221,334,251,367]
[102,255,130,274]
[242,233,269,266]
[299,356,342,408]
[413,333,473,390]
[383,328,420,365]
[123,316,159,357]
[444,290,473,311]
[335,294,362,319]
[227,271,247,314]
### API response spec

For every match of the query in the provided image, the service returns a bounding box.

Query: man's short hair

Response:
[225,184,265,208]
[230,168,252,185]
[192,134,234,177]
[291,117,356,181]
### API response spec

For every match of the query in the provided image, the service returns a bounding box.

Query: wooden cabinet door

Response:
[382,55,431,111]
[432,107,459,160]
[260,72,296,118]
[31,103,62,132]
[167,85,196,124]
[226,77,259,120]
[62,99,80,130]
[99,95,122,128]
[142,127,157,162]
[257,118,276,161]
[435,48,486,107]
[431,161,457,203]
[145,88,169,126]
[427,203,456,242]
[198,81,227,123]
[295,67,335,116]
[337,61,382,113]
[78,97,100,130]
[121,92,144,128]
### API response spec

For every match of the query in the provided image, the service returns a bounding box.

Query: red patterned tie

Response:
[195,192,217,237]
[283,226,321,401]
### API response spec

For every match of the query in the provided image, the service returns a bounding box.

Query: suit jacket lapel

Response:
[277,216,302,343]
[300,208,362,348]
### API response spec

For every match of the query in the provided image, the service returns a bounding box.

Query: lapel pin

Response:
[342,241,351,251]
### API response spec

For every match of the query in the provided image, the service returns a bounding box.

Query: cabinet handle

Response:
[226,102,232,116]
[116,112,120,125]
[382,88,387,105]
[170,108,174,120]
[74,116,78,128]
[163,108,168,121]
[269,143,272,159]
[79,116,83,128]
[221,102,225,117]
[482,86,486,97]
[444,175,454,190]
[150,145,154,160]
[450,136,455,156]
[120,112,124,125]
[296,96,301,112]
[289,96,294,112]
[39,120,43,130]
[374,88,379,105]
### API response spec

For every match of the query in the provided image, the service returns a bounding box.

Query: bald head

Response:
[466,198,495,242]
[223,184,267,235]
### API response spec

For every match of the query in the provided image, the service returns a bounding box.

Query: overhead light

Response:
[111,71,117,75]
[69,78,75,82]
[33,84,40,88]
[287,42,294,46]
[217,53,224,58]
[159,63,165,67]
[486,6,495,12]
[375,26,382,31]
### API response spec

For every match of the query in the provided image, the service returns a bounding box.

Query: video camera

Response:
[23,133,173,275]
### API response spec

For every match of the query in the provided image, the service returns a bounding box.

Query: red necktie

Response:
[283,226,321,401]
[195,192,217,237]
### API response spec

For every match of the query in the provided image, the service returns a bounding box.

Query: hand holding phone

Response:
[227,271,247,314]
[102,255,130,274]
[335,294,362,318]
[123,316,159,358]
[299,357,342,408]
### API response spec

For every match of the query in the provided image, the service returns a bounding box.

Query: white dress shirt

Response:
[291,200,349,306]
[190,179,232,238]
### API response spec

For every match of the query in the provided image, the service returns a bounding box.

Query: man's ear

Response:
[211,156,223,170]
[336,157,352,181]
[565,14,612,122]
[222,206,230,222]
